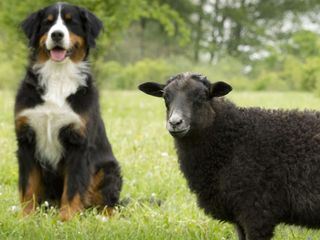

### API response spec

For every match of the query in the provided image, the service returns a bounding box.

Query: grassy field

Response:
[1,90,320,239]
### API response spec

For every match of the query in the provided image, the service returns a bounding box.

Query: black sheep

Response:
[139,72,320,240]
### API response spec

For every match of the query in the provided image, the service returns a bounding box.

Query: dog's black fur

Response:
[16,3,122,220]
[139,73,320,240]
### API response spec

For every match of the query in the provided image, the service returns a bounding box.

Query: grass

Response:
[1,90,320,239]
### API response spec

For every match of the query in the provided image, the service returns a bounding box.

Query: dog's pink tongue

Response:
[50,49,67,61]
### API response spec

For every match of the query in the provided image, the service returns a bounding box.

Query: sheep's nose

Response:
[169,117,183,128]
[51,31,64,42]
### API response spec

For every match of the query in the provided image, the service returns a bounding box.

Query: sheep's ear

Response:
[138,82,165,97]
[210,81,232,98]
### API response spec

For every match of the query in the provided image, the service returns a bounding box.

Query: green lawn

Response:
[1,90,320,240]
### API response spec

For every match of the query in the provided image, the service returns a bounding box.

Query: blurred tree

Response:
[0,0,189,59]
[0,0,190,86]
[285,30,320,59]
[205,0,320,61]
[107,0,320,63]
[2,0,320,91]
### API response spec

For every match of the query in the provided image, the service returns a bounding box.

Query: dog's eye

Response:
[65,18,79,25]
[64,19,71,25]
[43,19,53,25]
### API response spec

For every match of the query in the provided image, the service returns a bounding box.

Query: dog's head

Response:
[21,3,103,63]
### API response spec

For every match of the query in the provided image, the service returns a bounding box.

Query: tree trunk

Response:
[228,0,246,56]
[194,0,206,62]
[209,0,220,62]
[140,18,146,59]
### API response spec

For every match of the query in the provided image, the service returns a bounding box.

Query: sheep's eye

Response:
[201,91,210,101]
[163,94,171,108]
[163,93,171,102]
[205,91,211,100]
[191,90,207,103]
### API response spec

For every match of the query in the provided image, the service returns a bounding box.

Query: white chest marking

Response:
[19,60,89,169]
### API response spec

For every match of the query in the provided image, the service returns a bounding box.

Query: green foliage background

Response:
[1,0,320,94]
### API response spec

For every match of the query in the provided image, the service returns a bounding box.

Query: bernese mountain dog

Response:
[15,2,122,221]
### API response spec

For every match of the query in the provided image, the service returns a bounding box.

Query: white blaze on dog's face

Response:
[45,5,71,62]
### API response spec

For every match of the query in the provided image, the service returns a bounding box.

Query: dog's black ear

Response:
[79,7,103,48]
[21,10,43,48]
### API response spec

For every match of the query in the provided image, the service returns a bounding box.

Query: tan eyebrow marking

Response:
[65,13,72,20]
[47,14,54,21]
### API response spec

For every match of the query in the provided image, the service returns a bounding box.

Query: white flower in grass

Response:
[161,152,168,157]
[139,103,145,108]
[96,215,108,222]
[44,201,49,207]
[9,205,19,213]
[131,179,137,185]
[146,171,153,178]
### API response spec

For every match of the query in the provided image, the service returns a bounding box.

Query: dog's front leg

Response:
[16,116,42,216]
[59,124,89,221]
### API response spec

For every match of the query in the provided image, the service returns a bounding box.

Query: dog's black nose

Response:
[51,31,64,42]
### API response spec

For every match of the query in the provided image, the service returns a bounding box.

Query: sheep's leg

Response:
[243,222,275,240]
[245,229,274,240]
[234,224,245,240]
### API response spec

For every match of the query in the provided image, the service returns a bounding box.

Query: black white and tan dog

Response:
[15,2,122,221]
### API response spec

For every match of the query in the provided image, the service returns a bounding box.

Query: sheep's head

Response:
[138,72,232,138]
